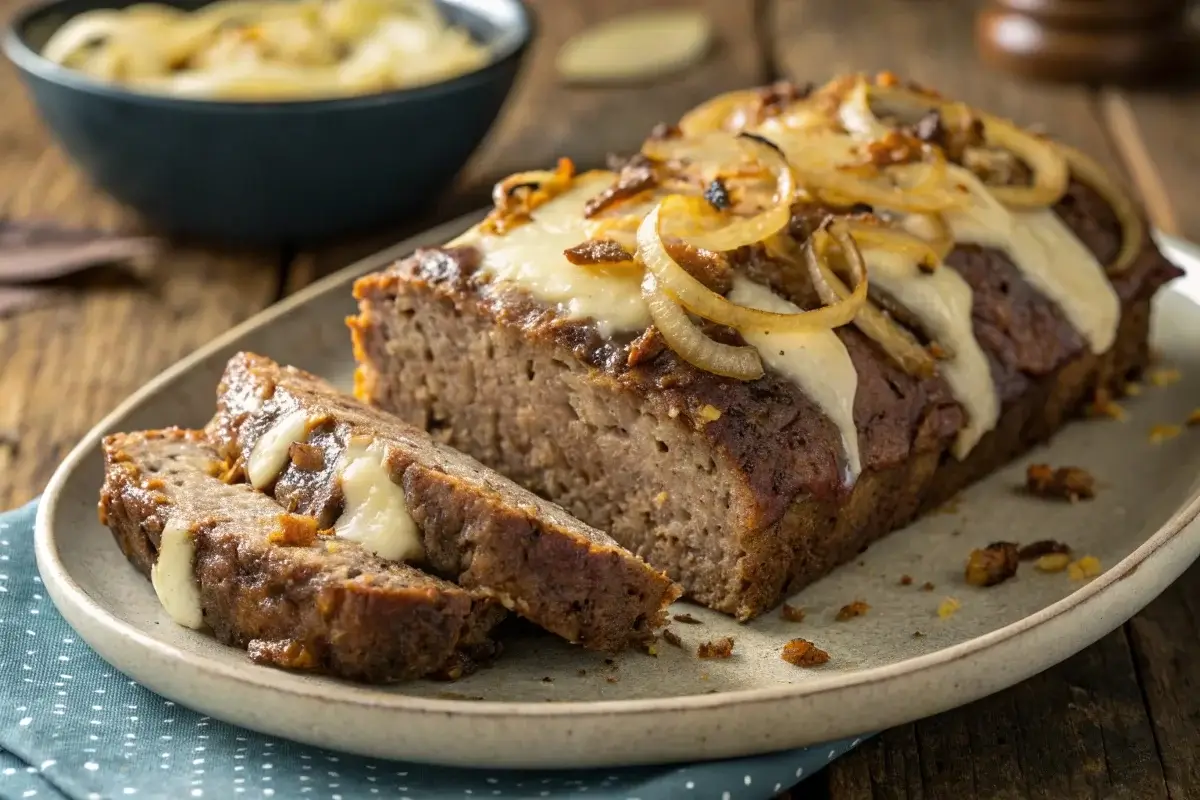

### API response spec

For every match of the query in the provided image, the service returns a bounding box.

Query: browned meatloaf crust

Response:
[348,175,1181,621]
[98,428,505,683]
[206,352,680,652]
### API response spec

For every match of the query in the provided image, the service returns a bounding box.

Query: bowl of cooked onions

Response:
[3,0,532,242]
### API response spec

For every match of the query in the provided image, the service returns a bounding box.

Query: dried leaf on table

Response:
[0,219,159,317]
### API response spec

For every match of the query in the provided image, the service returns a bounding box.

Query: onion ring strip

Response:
[641,274,764,381]
[800,228,938,378]
[637,203,867,332]
[1055,142,1145,275]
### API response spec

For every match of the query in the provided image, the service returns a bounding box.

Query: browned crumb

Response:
[921,582,935,592]
[912,631,925,638]
[1025,464,1096,502]
[541,676,554,683]
[1019,540,1071,560]
[937,597,961,618]
[662,628,684,649]
[780,603,806,622]
[605,676,619,684]
[603,658,616,667]
[1149,424,1182,444]
[781,638,830,668]
[269,513,319,547]
[1068,555,1103,581]
[965,541,1019,587]
[577,668,587,676]
[1035,553,1072,573]
[697,637,735,659]
[1187,408,1200,427]
[288,441,325,472]
[1147,367,1182,387]
[673,613,702,625]
[1086,390,1127,422]
[835,600,871,621]
[899,574,914,586]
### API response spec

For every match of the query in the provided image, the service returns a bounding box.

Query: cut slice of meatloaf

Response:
[347,178,1180,621]
[205,352,680,652]
[99,428,505,683]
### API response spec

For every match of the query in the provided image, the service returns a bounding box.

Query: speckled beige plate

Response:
[35,218,1200,769]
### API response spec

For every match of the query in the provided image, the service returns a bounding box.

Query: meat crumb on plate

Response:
[1025,464,1095,502]
[1019,540,1071,560]
[835,600,870,621]
[965,541,1019,587]
[780,602,806,622]
[781,638,830,668]
[697,637,735,659]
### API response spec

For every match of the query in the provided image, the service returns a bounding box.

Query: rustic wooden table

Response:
[2,0,1197,797]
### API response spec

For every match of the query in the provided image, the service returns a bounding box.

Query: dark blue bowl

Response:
[3,0,531,244]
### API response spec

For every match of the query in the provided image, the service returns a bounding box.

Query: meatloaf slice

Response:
[347,180,1179,621]
[99,428,504,683]
[205,352,679,652]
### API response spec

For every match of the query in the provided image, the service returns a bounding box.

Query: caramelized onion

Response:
[641,274,764,380]
[491,157,577,211]
[682,134,796,252]
[842,220,941,271]
[678,88,766,137]
[856,84,1069,209]
[902,213,954,260]
[978,117,1069,209]
[837,77,890,140]
[1055,142,1144,274]
[638,203,866,332]
[801,226,938,378]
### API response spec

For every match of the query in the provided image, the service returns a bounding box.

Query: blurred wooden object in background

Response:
[977,0,1190,84]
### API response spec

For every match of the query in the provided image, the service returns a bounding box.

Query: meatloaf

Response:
[99,428,504,683]
[348,76,1182,620]
[205,352,679,652]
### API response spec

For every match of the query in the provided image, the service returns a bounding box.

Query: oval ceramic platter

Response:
[36,216,1200,769]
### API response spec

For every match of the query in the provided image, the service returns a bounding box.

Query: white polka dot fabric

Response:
[0,501,865,800]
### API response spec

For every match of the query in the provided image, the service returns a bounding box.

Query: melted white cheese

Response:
[247,409,310,490]
[728,276,862,482]
[943,166,1119,353]
[453,173,650,337]
[335,439,424,562]
[864,248,998,458]
[150,518,204,629]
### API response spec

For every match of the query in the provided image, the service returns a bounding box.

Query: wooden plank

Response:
[1098,90,1191,239]
[770,0,1121,166]
[1125,564,1200,800]
[0,47,281,509]
[289,0,767,286]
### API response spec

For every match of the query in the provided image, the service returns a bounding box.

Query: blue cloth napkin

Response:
[0,499,866,800]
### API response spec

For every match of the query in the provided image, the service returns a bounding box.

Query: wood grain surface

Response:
[2,0,1198,797]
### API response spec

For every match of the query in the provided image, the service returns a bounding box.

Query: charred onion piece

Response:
[1055,142,1144,275]
[852,84,1069,209]
[491,157,577,212]
[799,226,938,378]
[772,131,970,214]
[683,134,796,252]
[641,273,764,381]
[637,201,865,332]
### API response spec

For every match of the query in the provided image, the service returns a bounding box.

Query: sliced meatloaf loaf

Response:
[99,428,504,683]
[348,75,1182,620]
[205,352,679,652]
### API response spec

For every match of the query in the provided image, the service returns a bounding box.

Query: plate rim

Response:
[32,222,1200,747]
